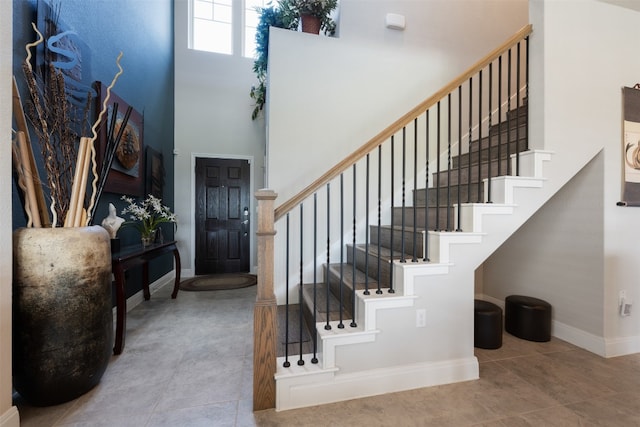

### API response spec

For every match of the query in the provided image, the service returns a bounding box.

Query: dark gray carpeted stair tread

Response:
[453,138,528,168]
[390,206,457,230]
[276,304,314,358]
[326,262,382,291]
[348,243,405,262]
[415,183,486,207]
[301,282,351,323]
[370,224,426,258]
[431,157,514,187]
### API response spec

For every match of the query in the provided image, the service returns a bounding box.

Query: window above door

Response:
[189,0,266,58]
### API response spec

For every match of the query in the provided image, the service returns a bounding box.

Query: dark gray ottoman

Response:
[505,295,551,342]
[474,299,503,349]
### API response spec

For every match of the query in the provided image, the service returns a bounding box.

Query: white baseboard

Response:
[0,406,19,427]
[276,357,479,411]
[478,294,640,358]
[111,270,176,318]
[552,320,607,357]
[604,334,640,357]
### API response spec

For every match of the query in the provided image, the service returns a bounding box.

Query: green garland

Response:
[250,0,337,120]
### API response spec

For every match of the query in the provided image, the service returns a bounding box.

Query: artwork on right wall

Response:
[620,85,640,206]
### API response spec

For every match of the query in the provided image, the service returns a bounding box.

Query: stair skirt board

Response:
[275,357,479,412]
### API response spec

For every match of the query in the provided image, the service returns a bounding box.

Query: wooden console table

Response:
[111,240,181,355]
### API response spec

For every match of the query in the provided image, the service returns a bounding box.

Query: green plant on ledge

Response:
[280,0,338,36]
[250,4,294,120]
[250,0,338,120]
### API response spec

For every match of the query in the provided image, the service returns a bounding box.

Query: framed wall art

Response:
[620,85,640,206]
[95,81,144,196]
[146,146,165,199]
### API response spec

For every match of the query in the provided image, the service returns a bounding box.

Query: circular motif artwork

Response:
[114,121,140,170]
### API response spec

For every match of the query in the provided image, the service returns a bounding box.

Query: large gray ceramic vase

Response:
[13,225,113,406]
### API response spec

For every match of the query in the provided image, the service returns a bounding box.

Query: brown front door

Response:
[195,157,250,274]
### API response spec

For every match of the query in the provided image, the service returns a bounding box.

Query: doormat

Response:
[179,273,257,291]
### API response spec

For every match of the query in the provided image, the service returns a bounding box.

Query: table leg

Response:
[142,261,151,301]
[171,247,181,299]
[113,265,126,355]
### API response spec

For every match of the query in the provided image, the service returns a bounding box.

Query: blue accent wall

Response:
[13,0,175,299]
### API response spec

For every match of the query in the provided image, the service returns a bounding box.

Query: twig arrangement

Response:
[12,23,124,228]
[86,102,133,225]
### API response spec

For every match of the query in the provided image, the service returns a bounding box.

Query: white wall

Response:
[484,0,640,357]
[174,0,266,274]
[267,0,528,205]
[1,2,19,427]
[484,154,605,336]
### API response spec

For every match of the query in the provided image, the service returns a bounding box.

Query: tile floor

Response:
[14,283,640,426]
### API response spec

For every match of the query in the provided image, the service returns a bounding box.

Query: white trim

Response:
[479,294,628,358]
[604,335,640,358]
[275,357,479,411]
[552,320,608,357]
[0,407,19,427]
[111,271,175,319]
[189,153,255,274]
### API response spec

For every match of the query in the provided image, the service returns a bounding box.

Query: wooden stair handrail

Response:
[274,24,532,221]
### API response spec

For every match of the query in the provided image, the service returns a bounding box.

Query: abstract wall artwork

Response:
[621,86,640,206]
[96,81,144,196]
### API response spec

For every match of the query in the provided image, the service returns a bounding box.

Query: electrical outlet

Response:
[619,290,632,317]
[620,299,633,317]
[416,309,426,327]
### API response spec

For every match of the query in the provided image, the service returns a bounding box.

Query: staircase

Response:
[271,113,554,411]
[252,25,545,412]
[295,102,530,354]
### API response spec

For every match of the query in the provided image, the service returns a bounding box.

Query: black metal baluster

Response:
[525,36,529,167]
[389,136,397,291]
[324,183,331,331]
[338,174,345,328]
[477,69,483,203]
[364,154,370,294]
[413,119,418,261]
[401,128,407,262]
[467,77,473,202]
[507,48,512,176]
[487,62,493,204]
[425,111,431,261]
[376,146,383,293]
[516,41,521,176]
[298,204,304,365]
[312,193,318,363]
[456,86,462,232]
[498,55,503,177]
[351,165,358,325]
[435,102,441,231]
[283,213,291,368]
[446,94,452,230]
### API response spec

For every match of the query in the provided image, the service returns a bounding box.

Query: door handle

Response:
[242,207,249,236]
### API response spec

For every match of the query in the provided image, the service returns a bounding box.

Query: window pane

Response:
[245,9,259,28]
[243,0,265,58]
[193,19,232,55]
[214,4,232,24]
[244,26,257,58]
[194,0,213,19]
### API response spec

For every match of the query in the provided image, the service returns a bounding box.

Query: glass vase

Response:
[141,230,156,247]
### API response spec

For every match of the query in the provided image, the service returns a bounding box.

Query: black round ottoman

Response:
[505,295,551,342]
[474,299,503,349]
